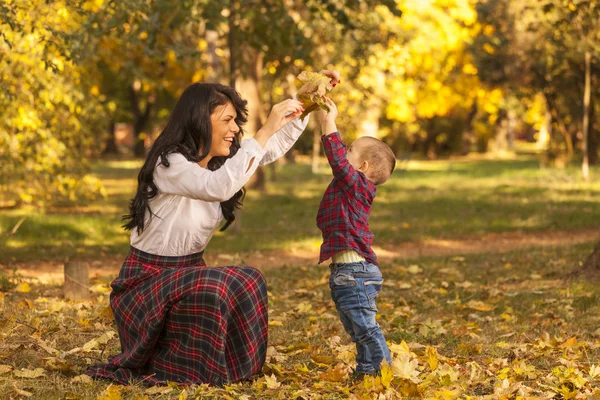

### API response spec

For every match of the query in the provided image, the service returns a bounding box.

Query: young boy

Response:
[315,98,396,380]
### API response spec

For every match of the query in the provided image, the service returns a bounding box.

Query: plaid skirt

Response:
[86,247,268,386]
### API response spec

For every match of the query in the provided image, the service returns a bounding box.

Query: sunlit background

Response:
[1,0,598,208]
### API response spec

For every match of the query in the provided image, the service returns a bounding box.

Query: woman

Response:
[86,72,339,386]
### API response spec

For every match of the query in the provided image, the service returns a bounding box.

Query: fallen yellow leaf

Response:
[380,362,394,388]
[319,363,346,382]
[98,384,122,400]
[560,336,578,348]
[0,365,13,374]
[12,383,33,398]
[264,373,281,389]
[311,354,336,365]
[15,283,31,293]
[145,386,173,395]
[82,330,116,352]
[426,346,439,371]
[70,374,93,384]
[465,300,494,312]
[392,354,421,381]
[14,367,46,379]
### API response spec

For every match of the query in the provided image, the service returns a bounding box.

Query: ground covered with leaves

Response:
[1,242,600,399]
[1,157,600,398]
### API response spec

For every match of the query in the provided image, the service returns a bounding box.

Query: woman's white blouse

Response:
[130,116,308,256]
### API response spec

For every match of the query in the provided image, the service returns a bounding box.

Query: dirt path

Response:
[4,228,598,284]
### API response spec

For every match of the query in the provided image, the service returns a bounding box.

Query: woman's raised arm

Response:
[154,141,265,202]
[257,112,309,166]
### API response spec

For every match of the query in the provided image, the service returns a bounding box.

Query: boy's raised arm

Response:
[322,132,359,192]
[316,97,359,193]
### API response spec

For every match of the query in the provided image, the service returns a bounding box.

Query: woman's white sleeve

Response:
[258,115,309,166]
[154,140,266,201]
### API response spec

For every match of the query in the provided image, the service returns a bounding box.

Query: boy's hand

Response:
[316,97,338,136]
[322,97,338,122]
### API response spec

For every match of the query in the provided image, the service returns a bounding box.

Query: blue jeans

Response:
[329,262,391,373]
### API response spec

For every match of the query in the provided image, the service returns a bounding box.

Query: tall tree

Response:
[539,0,600,177]
[0,1,107,204]
[73,0,207,157]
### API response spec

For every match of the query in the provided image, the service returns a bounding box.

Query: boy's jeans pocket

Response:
[364,278,383,310]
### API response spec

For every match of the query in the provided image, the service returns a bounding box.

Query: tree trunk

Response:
[462,102,478,154]
[102,120,118,156]
[64,261,90,300]
[582,51,591,180]
[228,3,269,232]
[588,88,598,165]
[536,107,551,151]
[491,110,509,154]
[228,0,239,88]
[284,73,298,163]
[507,109,516,151]
[130,83,155,158]
[236,48,266,191]
[205,29,222,83]
[544,93,574,163]
[360,98,382,138]
[570,237,600,280]
[583,240,600,270]
[424,118,438,158]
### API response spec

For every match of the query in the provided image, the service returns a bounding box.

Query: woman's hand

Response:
[319,69,341,86]
[254,99,305,147]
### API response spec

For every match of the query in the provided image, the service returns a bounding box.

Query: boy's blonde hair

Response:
[359,137,396,185]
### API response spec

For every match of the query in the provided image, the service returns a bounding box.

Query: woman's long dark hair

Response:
[122,83,248,234]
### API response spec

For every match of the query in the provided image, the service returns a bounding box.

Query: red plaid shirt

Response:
[316,131,378,265]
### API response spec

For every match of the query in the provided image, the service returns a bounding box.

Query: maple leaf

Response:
[296,71,335,120]
[311,354,336,365]
[319,363,346,382]
[264,373,281,389]
[36,338,60,356]
[435,363,460,385]
[0,365,13,375]
[388,340,417,358]
[70,374,93,384]
[14,367,46,378]
[42,357,74,373]
[379,362,394,388]
[426,346,439,371]
[15,283,31,293]
[296,364,310,373]
[295,301,313,314]
[82,330,116,352]
[98,384,122,400]
[12,383,33,398]
[407,265,422,274]
[178,389,188,400]
[589,364,600,379]
[512,360,537,379]
[392,354,421,382]
[336,347,355,364]
[465,300,494,312]
[559,336,579,349]
[418,318,448,337]
[145,386,173,395]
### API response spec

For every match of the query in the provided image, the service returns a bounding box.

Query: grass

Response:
[1,156,599,263]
